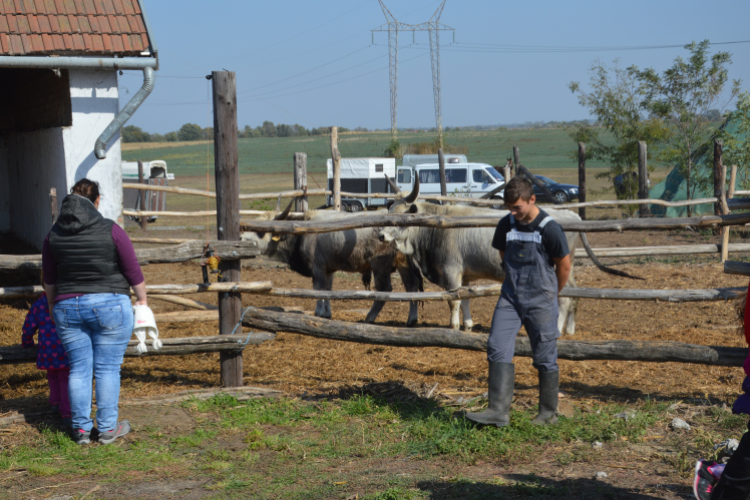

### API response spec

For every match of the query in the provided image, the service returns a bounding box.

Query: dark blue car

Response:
[532,175,580,204]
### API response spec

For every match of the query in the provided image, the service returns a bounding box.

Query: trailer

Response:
[122,160,174,223]
[326,157,396,212]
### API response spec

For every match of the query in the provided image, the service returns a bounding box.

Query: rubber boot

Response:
[465,362,514,428]
[711,421,750,499]
[531,370,559,425]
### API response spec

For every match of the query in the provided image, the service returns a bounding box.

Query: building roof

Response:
[0,0,153,56]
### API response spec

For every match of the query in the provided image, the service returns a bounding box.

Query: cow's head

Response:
[241,199,294,256]
[378,177,421,255]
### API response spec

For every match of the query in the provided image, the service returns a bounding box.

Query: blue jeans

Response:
[52,294,133,432]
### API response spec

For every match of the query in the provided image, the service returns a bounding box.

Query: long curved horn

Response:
[275,194,282,212]
[404,174,420,204]
[274,199,294,220]
[385,173,401,194]
[580,232,644,280]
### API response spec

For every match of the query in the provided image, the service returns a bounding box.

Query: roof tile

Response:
[77,14,89,31]
[67,14,78,31]
[86,13,96,31]
[109,31,121,50]
[97,14,109,32]
[15,15,30,32]
[106,14,117,32]
[90,32,101,50]
[0,16,6,31]
[51,32,63,49]
[116,15,127,32]
[81,31,90,47]
[120,32,130,51]
[3,0,15,15]
[0,33,11,54]
[35,0,47,14]
[53,0,65,14]
[131,32,142,50]
[61,32,73,49]
[71,0,83,14]
[92,0,104,15]
[6,14,17,31]
[23,0,36,14]
[37,14,50,32]
[71,32,83,49]
[81,0,94,14]
[48,13,58,30]
[10,34,24,53]
[19,33,30,52]
[131,0,139,14]
[57,14,69,32]
[13,0,23,14]
[102,0,114,14]
[27,14,39,31]
[100,31,109,49]
[30,33,43,51]
[121,0,133,15]
[41,32,53,49]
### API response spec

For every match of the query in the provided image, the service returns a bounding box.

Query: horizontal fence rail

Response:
[240,307,746,367]
[574,243,750,258]
[0,281,273,299]
[0,334,276,365]
[240,212,750,235]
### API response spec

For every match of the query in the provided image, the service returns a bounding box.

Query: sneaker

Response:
[694,460,720,500]
[98,420,131,445]
[71,428,91,445]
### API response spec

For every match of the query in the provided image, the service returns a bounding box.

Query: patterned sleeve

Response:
[21,300,40,348]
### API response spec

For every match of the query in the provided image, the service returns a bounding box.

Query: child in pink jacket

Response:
[21,293,70,424]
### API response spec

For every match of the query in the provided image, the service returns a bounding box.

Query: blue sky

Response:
[122,0,750,134]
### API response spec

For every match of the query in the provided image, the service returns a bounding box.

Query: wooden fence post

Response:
[49,188,58,224]
[293,153,308,213]
[578,142,586,220]
[503,159,512,186]
[513,145,520,174]
[721,164,737,263]
[212,70,243,388]
[331,127,341,211]
[638,141,649,218]
[138,160,147,230]
[714,139,723,217]
[438,148,447,197]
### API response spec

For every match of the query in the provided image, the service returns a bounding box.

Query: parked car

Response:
[532,175,579,204]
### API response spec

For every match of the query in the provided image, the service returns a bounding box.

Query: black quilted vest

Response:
[48,194,130,296]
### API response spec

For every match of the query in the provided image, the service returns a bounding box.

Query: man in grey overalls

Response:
[466,176,571,427]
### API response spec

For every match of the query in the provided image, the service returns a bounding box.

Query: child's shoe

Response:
[694,459,723,500]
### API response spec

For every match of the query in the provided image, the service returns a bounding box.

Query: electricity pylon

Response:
[372,1,454,146]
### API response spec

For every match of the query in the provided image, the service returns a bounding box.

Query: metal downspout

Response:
[95,66,155,159]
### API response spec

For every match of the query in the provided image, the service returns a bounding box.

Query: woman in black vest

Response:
[42,179,147,445]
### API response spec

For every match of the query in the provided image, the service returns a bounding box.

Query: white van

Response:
[396,162,505,199]
[121,160,174,222]
[326,157,397,211]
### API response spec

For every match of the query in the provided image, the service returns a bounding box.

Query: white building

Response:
[0,1,158,249]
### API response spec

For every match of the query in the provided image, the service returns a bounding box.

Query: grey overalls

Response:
[487,214,560,372]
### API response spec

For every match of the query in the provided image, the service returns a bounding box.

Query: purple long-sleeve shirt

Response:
[42,224,144,304]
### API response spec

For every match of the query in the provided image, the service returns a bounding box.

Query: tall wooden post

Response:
[49,188,58,224]
[713,139,723,217]
[293,152,308,213]
[638,141,649,218]
[137,160,147,230]
[503,159,512,186]
[722,164,738,263]
[512,145,520,174]
[212,71,243,388]
[330,127,341,211]
[577,142,586,220]
[438,148,447,197]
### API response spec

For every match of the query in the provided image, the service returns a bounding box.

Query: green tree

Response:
[261,121,277,137]
[121,125,150,143]
[568,59,669,200]
[164,132,178,142]
[177,123,203,141]
[632,40,741,214]
[720,91,750,189]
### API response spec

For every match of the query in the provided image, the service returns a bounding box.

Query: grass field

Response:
[122,127,619,177]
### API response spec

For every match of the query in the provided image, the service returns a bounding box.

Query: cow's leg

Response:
[444,270,463,330]
[396,258,422,327]
[365,258,391,324]
[460,300,473,331]
[313,270,333,319]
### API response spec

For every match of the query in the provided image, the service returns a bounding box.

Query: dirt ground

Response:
[2,229,750,498]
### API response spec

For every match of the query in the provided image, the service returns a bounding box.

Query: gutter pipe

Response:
[0,56,158,159]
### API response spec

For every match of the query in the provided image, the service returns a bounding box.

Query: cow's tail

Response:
[362,271,372,291]
[580,232,644,280]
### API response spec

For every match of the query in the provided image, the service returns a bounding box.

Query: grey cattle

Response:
[241,206,422,324]
[378,199,581,333]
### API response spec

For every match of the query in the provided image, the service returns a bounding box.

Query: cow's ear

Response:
[408,204,419,214]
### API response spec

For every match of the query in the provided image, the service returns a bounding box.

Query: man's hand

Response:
[552,255,572,294]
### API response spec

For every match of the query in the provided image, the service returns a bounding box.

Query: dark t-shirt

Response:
[491,209,570,266]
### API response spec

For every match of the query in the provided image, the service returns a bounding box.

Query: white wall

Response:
[0,68,123,249]
[63,69,123,227]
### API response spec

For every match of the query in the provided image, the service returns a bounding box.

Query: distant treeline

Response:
[121,121,363,143]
